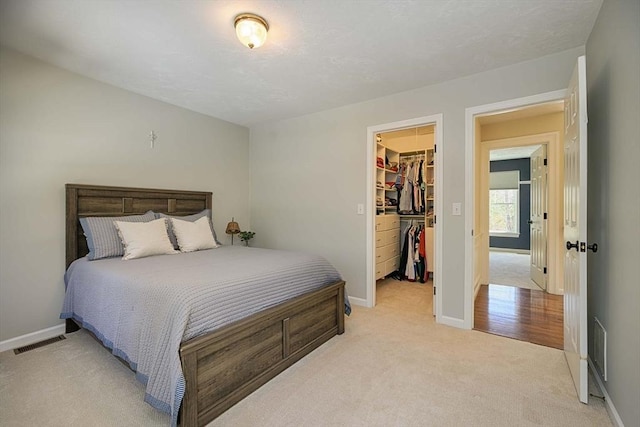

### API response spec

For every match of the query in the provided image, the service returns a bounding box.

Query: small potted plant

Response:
[238,231,255,246]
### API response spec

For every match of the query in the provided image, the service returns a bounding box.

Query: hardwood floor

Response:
[474,284,564,349]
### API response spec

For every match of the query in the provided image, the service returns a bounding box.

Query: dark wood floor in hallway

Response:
[474,284,564,349]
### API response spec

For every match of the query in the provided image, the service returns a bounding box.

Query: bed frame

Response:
[65,184,345,426]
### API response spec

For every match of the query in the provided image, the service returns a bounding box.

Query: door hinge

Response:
[544,212,548,220]
[433,286,436,295]
[543,267,547,274]
[434,144,437,153]
[433,215,436,225]
[544,158,548,166]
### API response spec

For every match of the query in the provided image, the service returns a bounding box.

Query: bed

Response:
[62,184,346,427]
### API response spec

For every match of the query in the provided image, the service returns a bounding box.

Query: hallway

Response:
[489,250,543,291]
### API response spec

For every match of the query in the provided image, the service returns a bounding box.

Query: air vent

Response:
[13,335,66,355]
[593,317,607,381]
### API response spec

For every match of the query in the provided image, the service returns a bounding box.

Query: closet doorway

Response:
[366,114,443,323]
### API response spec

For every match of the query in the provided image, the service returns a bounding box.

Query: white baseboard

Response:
[489,247,530,254]
[0,323,66,353]
[440,315,466,329]
[588,357,625,427]
[348,296,367,307]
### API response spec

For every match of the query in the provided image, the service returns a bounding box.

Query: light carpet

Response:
[489,250,543,291]
[0,280,610,426]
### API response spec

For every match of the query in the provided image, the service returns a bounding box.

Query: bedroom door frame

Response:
[365,114,444,321]
[464,89,566,329]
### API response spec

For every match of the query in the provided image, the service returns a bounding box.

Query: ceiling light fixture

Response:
[234,13,269,49]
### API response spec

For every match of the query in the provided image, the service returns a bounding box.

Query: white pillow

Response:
[170,216,218,252]
[114,218,177,260]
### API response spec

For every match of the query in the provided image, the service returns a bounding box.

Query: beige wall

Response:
[0,47,251,342]
[249,46,585,322]
[480,112,564,141]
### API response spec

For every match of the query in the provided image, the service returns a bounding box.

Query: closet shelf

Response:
[376,166,399,173]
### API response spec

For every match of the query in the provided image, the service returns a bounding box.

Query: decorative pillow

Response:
[113,218,177,260]
[170,216,218,252]
[156,209,221,248]
[80,211,156,260]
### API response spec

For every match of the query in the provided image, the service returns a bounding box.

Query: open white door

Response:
[563,55,589,403]
[530,145,548,290]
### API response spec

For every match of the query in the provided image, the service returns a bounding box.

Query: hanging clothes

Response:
[397,221,426,282]
[397,222,411,279]
[412,162,422,213]
[404,225,416,281]
[399,162,413,213]
[418,159,425,213]
[418,227,427,283]
[398,154,427,215]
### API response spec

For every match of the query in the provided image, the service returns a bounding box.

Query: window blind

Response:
[490,170,520,190]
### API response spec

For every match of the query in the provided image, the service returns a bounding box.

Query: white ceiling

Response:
[0,0,602,127]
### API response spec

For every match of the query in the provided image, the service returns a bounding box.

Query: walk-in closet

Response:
[375,125,436,313]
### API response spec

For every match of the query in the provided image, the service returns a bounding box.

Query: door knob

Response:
[587,243,598,253]
[527,220,533,224]
[566,240,579,251]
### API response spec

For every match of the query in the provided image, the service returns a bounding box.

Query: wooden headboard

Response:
[65,184,212,268]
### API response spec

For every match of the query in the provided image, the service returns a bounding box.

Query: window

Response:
[490,189,519,234]
[489,171,519,237]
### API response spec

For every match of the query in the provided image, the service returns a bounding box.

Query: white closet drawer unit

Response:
[387,244,399,260]
[375,248,384,264]
[375,232,385,248]
[378,244,390,261]
[386,215,400,230]
[375,214,400,280]
[385,256,399,276]
[384,229,400,246]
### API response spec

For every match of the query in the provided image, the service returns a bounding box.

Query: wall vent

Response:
[593,317,607,381]
[13,335,65,355]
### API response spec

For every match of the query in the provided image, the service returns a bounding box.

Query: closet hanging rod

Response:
[400,150,425,156]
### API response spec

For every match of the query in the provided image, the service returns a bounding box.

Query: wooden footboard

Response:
[179,280,345,427]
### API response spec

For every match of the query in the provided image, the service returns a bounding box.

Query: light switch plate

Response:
[452,202,462,216]
[357,204,364,215]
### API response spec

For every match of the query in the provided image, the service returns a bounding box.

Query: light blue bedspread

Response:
[60,246,345,426]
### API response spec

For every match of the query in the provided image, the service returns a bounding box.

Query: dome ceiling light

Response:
[234,13,269,49]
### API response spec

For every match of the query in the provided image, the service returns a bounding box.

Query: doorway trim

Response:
[464,90,566,329]
[366,114,444,321]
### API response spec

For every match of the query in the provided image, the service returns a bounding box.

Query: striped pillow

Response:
[80,211,156,260]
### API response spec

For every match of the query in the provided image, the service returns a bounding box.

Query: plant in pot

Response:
[238,231,255,246]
